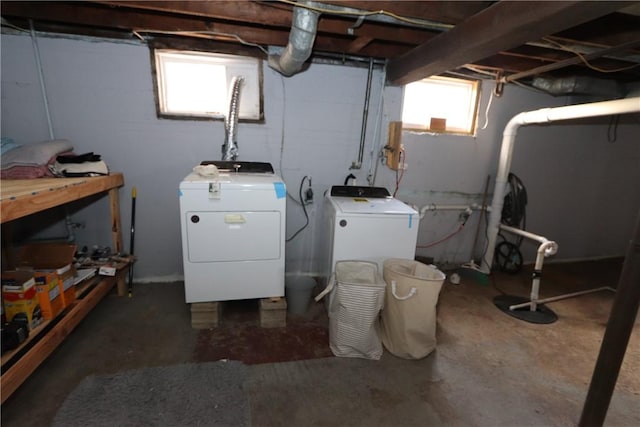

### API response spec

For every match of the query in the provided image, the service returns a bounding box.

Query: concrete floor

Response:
[1,258,638,426]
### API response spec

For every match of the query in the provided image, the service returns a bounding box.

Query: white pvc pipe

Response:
[509,286,615,310]
[418,203,489,220]
[500,224,558,312]
[486,97,640,271]
[530,241,557,311]
[499,224,558,251]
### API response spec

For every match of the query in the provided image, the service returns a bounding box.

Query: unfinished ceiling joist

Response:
[386,1,632,86]
[2,1,639,84]
[504,39,640,83]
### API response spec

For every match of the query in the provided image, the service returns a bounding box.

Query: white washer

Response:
[179,162,286,303]
[320,186,418,287]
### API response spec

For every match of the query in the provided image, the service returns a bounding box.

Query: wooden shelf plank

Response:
[0,273,121,403]
[1,173,124,223]
[1,173,127,403]
[0,319,52,366]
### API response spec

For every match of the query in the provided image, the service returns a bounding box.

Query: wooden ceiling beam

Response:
[504,39,640,82]
[555,12,640,47]
[96,0,488,27]
[95,1,295,27]
[387,1,631,85]
[1,1,412,59]
[2,1,440,55]
[1,2,291,47]
[94,0,440,45]
[346,36,374,53]
[2,1,441,48]
[319,1,491,24]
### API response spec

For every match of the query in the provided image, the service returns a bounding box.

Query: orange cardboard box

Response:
[17,243,77,308]
[2,271,43,330]
[33,272,64,320]
[56,264,76,307]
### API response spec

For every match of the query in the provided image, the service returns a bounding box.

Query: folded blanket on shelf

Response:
[1,139,74,169]
[1,151,73,180]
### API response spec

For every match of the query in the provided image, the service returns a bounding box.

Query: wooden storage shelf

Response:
[1,174,126,403]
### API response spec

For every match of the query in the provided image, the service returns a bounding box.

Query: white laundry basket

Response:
[380,259,445,359]
[315,261,386,360]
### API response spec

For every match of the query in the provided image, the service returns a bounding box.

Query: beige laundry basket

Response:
[315,260,386,360]
[380,259,445,359]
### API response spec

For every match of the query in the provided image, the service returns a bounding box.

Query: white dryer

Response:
[179,161,286,303]
[321,186,418,287]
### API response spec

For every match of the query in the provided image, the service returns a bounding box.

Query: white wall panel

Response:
[2,32,638,281]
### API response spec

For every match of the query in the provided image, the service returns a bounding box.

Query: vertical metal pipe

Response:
[579,209,640,426]
[29,20,54,139]
[351,58,374,169]
[366,62,387,186]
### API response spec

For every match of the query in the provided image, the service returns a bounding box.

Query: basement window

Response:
[153,49,263,120]
[402,76,480,135]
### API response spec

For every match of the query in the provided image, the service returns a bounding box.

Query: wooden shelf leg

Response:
[109,187,123,254]
[116,265,128,297]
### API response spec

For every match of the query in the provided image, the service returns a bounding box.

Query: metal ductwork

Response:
[268,1,320,77]
[221,76,244,161]
[532,76,625,99]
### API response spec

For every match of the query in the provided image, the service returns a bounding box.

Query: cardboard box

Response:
[33,272,63,320]
[57,264,76,307]
[17,243,77,308]
[2,271,43,330]
[430,117,447,132]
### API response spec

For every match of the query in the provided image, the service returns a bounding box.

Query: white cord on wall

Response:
[481,88,495,130]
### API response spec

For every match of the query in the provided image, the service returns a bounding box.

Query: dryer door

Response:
[185,211,281,262]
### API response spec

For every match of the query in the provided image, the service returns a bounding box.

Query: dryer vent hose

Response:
[222,76,245,161]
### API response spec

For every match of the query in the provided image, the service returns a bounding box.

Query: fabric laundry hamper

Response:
[315,260,386,360]
[380,259,445,359]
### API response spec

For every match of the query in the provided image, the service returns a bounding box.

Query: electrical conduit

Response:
[351,58,374,169]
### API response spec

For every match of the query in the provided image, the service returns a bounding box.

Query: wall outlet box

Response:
[99,266,116,276]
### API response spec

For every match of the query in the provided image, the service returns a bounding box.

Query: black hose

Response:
[344,174,356,185]
[501,173,527,247]
[494,173,527,272]
[286,176,310,242]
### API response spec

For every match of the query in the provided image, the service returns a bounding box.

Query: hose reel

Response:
[495,173,527,273]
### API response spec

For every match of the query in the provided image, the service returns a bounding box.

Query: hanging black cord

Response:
[286,176,310,242]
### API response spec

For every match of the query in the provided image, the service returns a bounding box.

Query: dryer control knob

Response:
[339,219,347,227]
[191,215,200,223]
